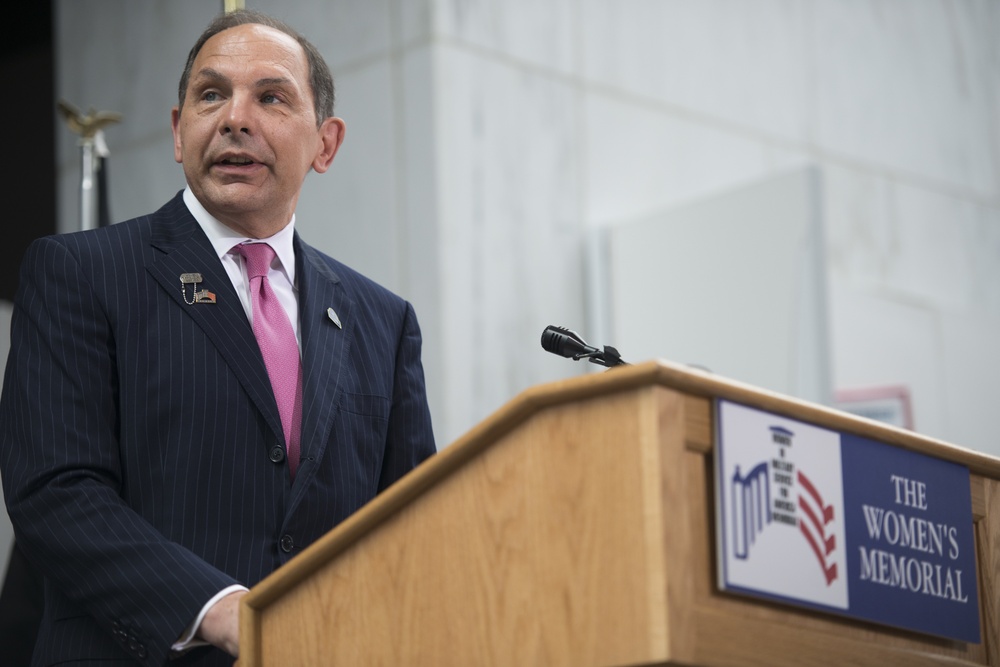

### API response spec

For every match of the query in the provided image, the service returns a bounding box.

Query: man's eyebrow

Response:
[255,77,294,88]
[191,68,229,85]
[189,70,295,91]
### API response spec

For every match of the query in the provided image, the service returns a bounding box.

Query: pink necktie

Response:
[237,242,302,478]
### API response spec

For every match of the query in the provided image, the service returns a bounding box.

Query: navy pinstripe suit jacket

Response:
[0,192,436,666]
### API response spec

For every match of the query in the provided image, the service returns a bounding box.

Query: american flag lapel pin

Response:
[194,289,217,304]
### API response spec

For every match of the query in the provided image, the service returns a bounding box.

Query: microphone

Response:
[541,325,596,358]
[540,325,627,367]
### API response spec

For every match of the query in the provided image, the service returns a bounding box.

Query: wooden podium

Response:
[239,360,1000,666]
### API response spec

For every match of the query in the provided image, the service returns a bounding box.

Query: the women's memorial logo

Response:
[715,400,979,643]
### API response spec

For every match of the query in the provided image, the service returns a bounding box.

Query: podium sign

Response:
[716,399,980,643]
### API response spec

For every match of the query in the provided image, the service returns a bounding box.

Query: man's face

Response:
[172,23,343,237]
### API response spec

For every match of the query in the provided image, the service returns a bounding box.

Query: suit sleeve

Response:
[0,237,237,665]
[378,301,436,491]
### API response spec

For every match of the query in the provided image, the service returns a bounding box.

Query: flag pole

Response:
[57,101,122,232]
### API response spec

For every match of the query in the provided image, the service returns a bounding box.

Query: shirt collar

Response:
[183,186,297,287]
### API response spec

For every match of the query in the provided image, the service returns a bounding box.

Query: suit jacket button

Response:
[280,534,294,553]
[137,645,147,659]
[269,446,285,463]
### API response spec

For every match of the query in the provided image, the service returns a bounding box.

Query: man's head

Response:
[178,9,335,125]
[171,10,345,238]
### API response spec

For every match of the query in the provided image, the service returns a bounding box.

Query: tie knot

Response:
[237,242,276,280]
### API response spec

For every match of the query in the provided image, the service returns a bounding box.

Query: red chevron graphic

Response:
[799,498,836,555]
[798,471,835,523]
[797,470,838,585]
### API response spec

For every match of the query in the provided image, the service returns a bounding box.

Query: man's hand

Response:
[198,590,246,657]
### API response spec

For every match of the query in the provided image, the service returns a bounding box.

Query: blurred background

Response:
[0,0,997,578]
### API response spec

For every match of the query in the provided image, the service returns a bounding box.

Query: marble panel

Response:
[824,166,1000,316]
[295,59,399,293]
[56,1,215,171]
[814,0,998,195]
[764,144,813,174]
[886,182,998,313]
[398,46,441,311]
[993,0,1000,196]
[829,281,947,441]
[822,162,896,288]
[584,92,785,226]
[398,46,445,445]
[941,313,1000,456]
[57,162,81,235]
[107,135,186,222]
[395,0,434,46]
[964,204,1000,318]
[433,45,584,443]
[430,0,576,74]
[256,0,393,70]
[580,0,811,143]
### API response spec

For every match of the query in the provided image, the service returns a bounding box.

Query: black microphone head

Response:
[541,325,591,358]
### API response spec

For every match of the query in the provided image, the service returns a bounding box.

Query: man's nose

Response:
[220,93,253,135]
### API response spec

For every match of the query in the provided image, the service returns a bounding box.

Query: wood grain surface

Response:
[240,359,999,666]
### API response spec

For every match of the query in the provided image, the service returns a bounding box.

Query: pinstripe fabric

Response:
[0,192,436,666]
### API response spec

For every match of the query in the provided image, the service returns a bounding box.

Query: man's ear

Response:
[312,117,346,173]
[171,107,183,164]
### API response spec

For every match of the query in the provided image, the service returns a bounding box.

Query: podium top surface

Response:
[503,359,998,475]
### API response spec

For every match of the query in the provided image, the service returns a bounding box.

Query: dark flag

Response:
[97,147,112,227]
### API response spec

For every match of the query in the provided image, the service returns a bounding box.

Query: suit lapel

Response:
[144,196,285,445]
[294,238,353,480]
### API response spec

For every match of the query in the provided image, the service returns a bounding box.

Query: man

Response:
[0,9,435,666]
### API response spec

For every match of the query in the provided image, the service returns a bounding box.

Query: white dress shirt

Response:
[172,187,302,652]
[182,187,301,348]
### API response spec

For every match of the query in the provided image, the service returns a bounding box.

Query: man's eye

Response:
[261,94,279,104]
[202,91,220,102]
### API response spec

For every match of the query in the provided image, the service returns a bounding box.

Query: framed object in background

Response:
[598,167,831,405]
[834,385,914,430]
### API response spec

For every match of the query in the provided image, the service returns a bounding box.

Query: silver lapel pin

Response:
[180,272,216,305]
[327,307,342,329]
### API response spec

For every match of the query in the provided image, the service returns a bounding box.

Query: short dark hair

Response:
[177,9,335,126]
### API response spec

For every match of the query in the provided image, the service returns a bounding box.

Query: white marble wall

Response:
[50,0,1000,456]
[423,0,1000,453]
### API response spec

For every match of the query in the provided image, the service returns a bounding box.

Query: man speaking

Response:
[0,9,435,665]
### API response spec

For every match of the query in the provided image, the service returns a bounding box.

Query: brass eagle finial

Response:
[58,100,123,140]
